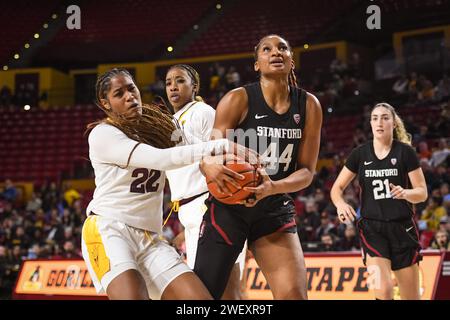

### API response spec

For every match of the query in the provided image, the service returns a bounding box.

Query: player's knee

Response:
[184,286,214,300]
[377,278,394,300]
[274,284,308,300]
[193,270,226,300]
[221,287,242,300]
[161,273,213,300]
[187,277,214,300]
[107,283,148,300]
[293,285,308,300]
[106,270,149,300]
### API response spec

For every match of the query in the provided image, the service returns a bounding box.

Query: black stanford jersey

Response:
[345,140,420,221]
[234,82,306,181]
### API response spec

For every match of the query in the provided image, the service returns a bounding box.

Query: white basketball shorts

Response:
[81,214,191,299]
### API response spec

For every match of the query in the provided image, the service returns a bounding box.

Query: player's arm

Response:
[330,166,358,223]
[210,88,259,163]
[243,93,322,206]
[199,105,216,141]
[180,106,214,144]
[209,88,248,139]
[199,88,258,194]
[389,167,428,203]
[272,93,323,193]
[89,124,235,171]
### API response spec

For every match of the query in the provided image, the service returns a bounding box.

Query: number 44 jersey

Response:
[345,139,421,221]
[234,82,307,181]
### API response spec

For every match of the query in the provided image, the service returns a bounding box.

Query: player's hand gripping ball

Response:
[207,160,262,205]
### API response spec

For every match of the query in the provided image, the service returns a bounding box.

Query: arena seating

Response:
[378,0,450,13]
[0,102,443,185]
[378,0,450,31]
[182,0,357,57]
[399,104,442,124]
[34,0,212,65]
[0,0,60,65]
[0,105,103,184]
[320,103,443,153]
[6,0,450,67]
[322,114,359,151]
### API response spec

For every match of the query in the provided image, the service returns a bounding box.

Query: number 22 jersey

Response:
[86,123,229,233]
[345,140,420,221]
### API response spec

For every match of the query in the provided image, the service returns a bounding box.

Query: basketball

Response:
[207,161,261,205]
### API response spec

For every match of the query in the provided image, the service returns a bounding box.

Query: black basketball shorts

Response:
[356,217,422,271]
[193,194,297,299]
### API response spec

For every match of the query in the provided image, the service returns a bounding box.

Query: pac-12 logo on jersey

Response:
[293,114,301,124]
[391,158,397,165]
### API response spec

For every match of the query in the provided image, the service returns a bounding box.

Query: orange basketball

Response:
[207,161,261,205]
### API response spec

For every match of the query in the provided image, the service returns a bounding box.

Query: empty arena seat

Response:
[0,105,96,182]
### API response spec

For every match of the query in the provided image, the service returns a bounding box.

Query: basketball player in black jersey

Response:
[197,34,322,299]
[331,103,427,300]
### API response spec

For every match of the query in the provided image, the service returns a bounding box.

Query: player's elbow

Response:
[304,170,315,187]
[330,184,340,197]
[330,184,344,201]
[419,187,428,203]
[410,186,428,204]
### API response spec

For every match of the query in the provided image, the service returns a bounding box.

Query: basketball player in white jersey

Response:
[82,68,254,300]
[165,64,247,299]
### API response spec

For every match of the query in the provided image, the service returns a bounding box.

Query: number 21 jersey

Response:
[345,140,420,221]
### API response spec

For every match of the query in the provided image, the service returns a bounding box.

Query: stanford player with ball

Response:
[198,34,323,300]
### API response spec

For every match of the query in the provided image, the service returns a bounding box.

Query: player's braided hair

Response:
[167,64,204,102]
[87,68,178,149]
[372,102,412,145]
[254,34,298,88]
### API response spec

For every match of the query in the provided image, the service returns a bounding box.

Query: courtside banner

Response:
[245,251,443,300]
[13,259,106,299]
[13,252,443,299]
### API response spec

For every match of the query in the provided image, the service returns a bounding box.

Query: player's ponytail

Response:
[104,102,179,149]
[373,102,412,145]
[288,64,299,89]
[393,114,412,146]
